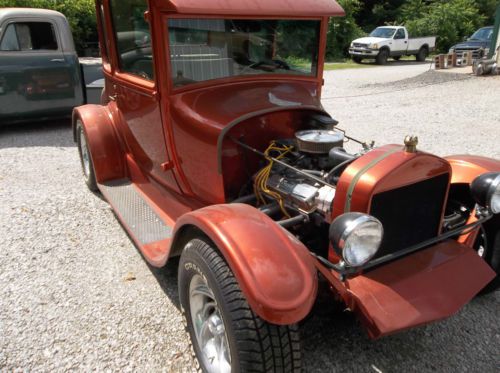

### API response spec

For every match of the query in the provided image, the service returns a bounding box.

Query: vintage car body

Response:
[0,8,103,125]
[74,0,500,371]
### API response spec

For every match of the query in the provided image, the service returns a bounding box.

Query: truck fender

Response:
[446,155,500,185]
[72,105,125,183]
[171,203,318,325]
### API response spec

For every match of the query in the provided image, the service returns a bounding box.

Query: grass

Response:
[323,61,377,70]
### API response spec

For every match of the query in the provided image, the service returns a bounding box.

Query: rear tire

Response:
[76,120,98,192]
[179,237,302,373]
[376,49,389,65]
[416,47,428,62]
[352,56,362,64]
[393,56,401,61]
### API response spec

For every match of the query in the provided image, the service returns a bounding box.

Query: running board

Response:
[99,179,173,247]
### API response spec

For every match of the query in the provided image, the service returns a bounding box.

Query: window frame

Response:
[108,0,156,84]
[394,28,406,40]
[0,19,61,53]
[164,14,324,93]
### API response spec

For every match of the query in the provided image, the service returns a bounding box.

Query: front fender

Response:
[72,105,125,183]
[446,155,500,184]
[173,203,318,325]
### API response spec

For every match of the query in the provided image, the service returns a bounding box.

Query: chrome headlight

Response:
[350,42,354,48]
[471,172,500,214]
[369,43,379,50]
[329,213,384,267]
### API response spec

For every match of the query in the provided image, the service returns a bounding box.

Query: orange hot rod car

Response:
[74,0,500,371]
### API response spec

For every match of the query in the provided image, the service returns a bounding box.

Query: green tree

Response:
[400,0,485,52]
[0,0,97,54]
[327,0,365,59]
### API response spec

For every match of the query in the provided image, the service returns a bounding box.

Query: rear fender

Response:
[172,203,318,325]
[72,105,125,183]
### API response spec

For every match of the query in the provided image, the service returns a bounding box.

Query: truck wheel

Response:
[376,49,389,65]
[416,47,428,62]
[179,238,302,373]
[76,120,98,192]
[352,56,362,64]
[476,216,500,294]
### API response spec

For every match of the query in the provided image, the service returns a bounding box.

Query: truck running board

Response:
[99,179,173,247]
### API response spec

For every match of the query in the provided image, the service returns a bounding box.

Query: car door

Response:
[0,18,82,123]
[392,28,408,55]
[105,0,180,193]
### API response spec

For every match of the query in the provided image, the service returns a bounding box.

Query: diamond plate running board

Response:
[99,179,173,245]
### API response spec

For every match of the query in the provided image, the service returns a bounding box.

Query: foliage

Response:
[0,0,96,54]
[326,0,365,59]
[400,0,485,52]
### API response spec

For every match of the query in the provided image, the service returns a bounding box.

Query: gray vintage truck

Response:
[0,8,103,125]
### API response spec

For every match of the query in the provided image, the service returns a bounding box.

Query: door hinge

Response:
[161,161,175,171]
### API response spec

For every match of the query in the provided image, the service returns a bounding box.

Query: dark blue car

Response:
[449,26,494,60]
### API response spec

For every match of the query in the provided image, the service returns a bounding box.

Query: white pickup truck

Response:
[349,26,436,65]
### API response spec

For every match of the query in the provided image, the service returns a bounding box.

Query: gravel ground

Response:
[1,62,499,372]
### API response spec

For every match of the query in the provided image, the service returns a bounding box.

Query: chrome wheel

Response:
[189,274,231,373]
[78,124,91,178]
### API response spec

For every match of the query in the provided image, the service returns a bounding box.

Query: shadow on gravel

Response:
[149,257,181,311]
[0,120,74,149]
[301,281,499,372]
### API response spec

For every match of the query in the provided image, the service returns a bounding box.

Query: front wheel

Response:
[376,49,389,65]
[179,238,302,373]
[476,216,500,294]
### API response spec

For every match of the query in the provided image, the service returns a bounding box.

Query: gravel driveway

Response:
[1,62,499,372]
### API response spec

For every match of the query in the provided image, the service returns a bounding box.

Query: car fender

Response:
[172,203,318,325]
[446,155,500,185]
[72,104,125,183]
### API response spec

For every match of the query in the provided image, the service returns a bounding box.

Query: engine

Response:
[252,128,369,219]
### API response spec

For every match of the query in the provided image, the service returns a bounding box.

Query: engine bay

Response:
[238,124,374,222]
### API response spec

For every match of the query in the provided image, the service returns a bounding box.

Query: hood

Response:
[352,37,388,45]
[170,81,323,135]
[452,40,490,49]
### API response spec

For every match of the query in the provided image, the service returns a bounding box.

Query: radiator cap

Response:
[404,135,418,153]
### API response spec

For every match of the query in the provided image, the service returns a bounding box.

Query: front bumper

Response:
[349,47,379,58]
[345,240,495,339]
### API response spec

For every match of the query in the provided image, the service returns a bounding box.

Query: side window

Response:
[110,0,154,81]
[0,24,19,51]
[0,22,58,51]
[394,29,405,40]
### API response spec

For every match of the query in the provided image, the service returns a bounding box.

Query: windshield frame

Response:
[163,14,325,92]
[369,27,397,39]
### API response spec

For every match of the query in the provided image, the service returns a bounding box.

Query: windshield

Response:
[470,27,494,41]
[369,27,396,39]
[168,19,320,87]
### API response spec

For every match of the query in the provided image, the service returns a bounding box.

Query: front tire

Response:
[76,120,98,192]
[376,49,389,65]
[179,238,302,373]
[476,216,500,294]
